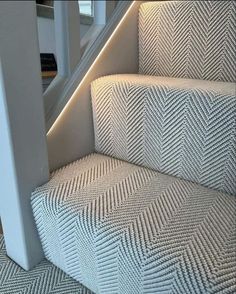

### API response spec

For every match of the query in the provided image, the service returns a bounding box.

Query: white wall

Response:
[37,17,56,56]
[81,23,90,38]
[37,16,90,57]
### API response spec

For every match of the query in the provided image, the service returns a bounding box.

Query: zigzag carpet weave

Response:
[92,74,236,195]
[139,1,236,82]
[32,153,236,293]
[0,235,93,294]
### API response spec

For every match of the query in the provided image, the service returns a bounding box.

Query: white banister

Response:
[0,1,49,270]
[54,0,81,77]
[93,0,116,25]
[44,0,81,121]
[94,0,106,25]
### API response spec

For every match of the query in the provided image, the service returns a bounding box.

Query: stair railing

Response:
[44,0,115,126]
[54,0,81,77]
[43,0,81,119]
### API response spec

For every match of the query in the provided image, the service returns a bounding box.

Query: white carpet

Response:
[0,235,93,294]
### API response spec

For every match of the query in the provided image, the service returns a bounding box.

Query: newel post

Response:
[0,1,49,270]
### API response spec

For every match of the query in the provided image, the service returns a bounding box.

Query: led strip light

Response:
[47,1,136,136]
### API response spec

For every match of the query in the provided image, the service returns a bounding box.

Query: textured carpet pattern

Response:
[32,153,236,294]
[0,235,93,294]
[92,74,236,195]
[30,2,236,294]
[139,1,236,82]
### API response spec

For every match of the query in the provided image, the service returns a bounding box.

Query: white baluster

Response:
[54,0,81,77]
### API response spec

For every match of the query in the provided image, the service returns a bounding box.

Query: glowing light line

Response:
[47,1,136,136]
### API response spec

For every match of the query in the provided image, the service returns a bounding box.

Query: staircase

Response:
[31,1,236,293]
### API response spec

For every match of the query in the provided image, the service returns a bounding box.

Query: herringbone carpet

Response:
[92,74,236,195]
[139,1,236,82]
[0,235,93,294]
[32,153,236,293]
